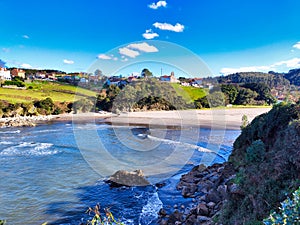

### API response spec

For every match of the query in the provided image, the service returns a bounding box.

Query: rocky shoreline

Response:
[0,115,56,128]
[158,163,237,225]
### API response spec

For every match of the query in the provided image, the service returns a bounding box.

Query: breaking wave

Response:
[0,142,57,156]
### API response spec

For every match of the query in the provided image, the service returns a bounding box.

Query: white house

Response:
[0,68,11,80]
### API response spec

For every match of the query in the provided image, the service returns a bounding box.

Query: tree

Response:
[234,88,258,105]
[34,97,55,115]
[221,84,239,104]
[207,91,225,107]
[243,83,276,105]
[94,69,103,76]
[73,98,94,113]
[141,68,153,78]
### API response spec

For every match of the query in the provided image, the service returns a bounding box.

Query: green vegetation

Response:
[97,79,192,113]
[0,80,98,117]
[241,114,249,129]
[217,72,290,88]
[194,82,277,109]
[0,81,96,104]
[171,83,207,102]
[221,84,238,104]
[264,186,300,225]
[219,103,300,224]
[97,79,277,112]
[0,97,73,117]
[283,68,300,86]
[3,80,25,87]
[73,98,94,113]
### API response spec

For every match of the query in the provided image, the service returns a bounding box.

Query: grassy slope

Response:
[171,83,207,103]
[0,81,97,103]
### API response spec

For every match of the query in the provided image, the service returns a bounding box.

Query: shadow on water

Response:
[47,181,160,225]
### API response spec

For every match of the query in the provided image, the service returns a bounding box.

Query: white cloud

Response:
[220,66,271,75]
[63,59,74,65]
[292,41,300,50]
[22,35,30,39]
[121,58,129,62]
[20,63,32,69]
[273,58,300,68]
[98,54,112,60]
[148,0,167,9]
[119,47,140,58]
[153,22,184,32]
[127,42,159,53]
[113,57,118,61]
[142,29,159,39]
[220,57,300,75]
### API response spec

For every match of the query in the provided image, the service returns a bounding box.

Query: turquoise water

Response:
[0,121,240,225]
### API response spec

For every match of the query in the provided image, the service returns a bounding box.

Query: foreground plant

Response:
[264,186,300,225]
[85,204,124,225]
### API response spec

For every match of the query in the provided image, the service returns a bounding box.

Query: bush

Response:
[73,98,94,113]
[3,80,25,87]
[264,186,300,225]
[34,97,55,115]
[246,140,266,163]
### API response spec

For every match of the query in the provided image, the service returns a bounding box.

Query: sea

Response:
[0,120,240,225]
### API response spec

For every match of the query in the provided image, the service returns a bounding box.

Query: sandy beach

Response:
[54,107,271,130]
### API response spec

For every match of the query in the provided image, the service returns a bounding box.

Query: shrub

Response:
[246,140,266,163]
[73,98,94,113]
[34,97,55,115]
[3,80,25,87]
[264,186,300,225]
[241,114,249,130]
[220,103,300,224]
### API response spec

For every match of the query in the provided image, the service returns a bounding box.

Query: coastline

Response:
[0,115,57,128]
[102,108,271,130]
[0,107,271,129]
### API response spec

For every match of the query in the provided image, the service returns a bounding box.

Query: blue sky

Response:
[1,0,300,76]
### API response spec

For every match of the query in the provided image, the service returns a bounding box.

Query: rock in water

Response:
[107,169,150,187]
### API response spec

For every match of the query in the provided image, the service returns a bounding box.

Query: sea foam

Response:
[0,142,57,156]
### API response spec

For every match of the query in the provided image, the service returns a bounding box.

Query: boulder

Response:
[107,169,150,187]
[197,203,209,216]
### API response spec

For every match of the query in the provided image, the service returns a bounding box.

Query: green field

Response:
[0,81,97,103]
[171,83,207,102]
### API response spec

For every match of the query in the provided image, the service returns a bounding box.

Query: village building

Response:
[0,67,11,80]
[159,72,179,83]
[11,68,26,79]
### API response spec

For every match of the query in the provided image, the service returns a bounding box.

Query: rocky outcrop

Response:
[160,103,300,225]
[159,163,236,225]
[106,169,150,187]
[0,115,55,128]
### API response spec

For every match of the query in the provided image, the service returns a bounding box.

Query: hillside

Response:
[284,68,300,86]
[217,72,290,88]
[171,83,207,102]
[220,102,300,224]
[0,81,97,103]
